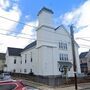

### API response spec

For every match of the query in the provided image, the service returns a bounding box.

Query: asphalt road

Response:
[79,83,90,90]
[26,85,39,90]
[23,80,40,90]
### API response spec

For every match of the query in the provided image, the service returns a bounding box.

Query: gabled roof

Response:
[79,52,88,59]
[54,25,70,35]
[0,53,5,60]
[8,47,23,56]
[23,41,36,51]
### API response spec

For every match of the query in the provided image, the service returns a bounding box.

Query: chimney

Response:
[37,7,54,27]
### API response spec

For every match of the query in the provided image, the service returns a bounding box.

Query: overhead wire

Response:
[79,46,90,49]
[79,44,90,47]
[0,28,36,36]
[0,27,71,37]
[0,32,62,43]
[1,27,90,45]
[0,15,37,28]
[1,15,90,48]
[76,37,90,39]
[0,32,36,40]
[76,38,90,42]
[0,15,90,38]
[1,29,90,49]
[0,25,72,43]
[0,15,71,36]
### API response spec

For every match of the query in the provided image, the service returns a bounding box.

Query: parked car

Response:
[0,80,27,90]
[0,72,11,80]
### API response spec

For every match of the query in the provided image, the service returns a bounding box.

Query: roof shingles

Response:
[8,41,36,56]
[8,47,23,56]
[23,41,36,51]
[79,52,88,59]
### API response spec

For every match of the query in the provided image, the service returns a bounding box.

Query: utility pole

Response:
[70,25,78,90]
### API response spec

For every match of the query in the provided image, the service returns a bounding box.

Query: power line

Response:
[0,15,72,36]
[0,15,37,28]
[76,37,90,39]
[1,26,90,46]
[1,29,90,50]
[76,38,90,42]
[79,46,90,49]
[0,15,90,39]
[0,25,73,43]
[0,15,73,36]
[0,26,71,37]
[0,32,62,43]
[0,32,36,40]
[79,44,90,48]
[0,26,72,43]
[0,31,71,44]
[0,28,36,36]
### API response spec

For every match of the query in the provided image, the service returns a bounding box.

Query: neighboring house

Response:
[0,53,5,72]
[79,50,90,74]
[5,7,81,77]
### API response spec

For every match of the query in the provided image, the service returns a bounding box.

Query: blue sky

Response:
[18,0,84,18]
[0,0,90,53]
[16,0,85,32]
[3,0,85,33]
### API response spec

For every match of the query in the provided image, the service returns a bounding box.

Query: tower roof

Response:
[37,7,54,16]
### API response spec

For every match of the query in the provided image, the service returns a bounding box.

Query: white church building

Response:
[5,7,81,78]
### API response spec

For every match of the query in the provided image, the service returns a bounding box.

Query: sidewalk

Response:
[23,79,83,90]
[13,77,85,90]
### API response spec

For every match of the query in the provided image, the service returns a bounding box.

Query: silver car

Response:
[0,72,11,80]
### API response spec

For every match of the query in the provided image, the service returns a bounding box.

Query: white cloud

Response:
[0,0,10,9]
[0,20,38,53]
[0,0,38,53]
[0,0,21,52]
[0,0,21,33]
[60,0,90,53]
[21,20,38,36]
[16,20,38,48]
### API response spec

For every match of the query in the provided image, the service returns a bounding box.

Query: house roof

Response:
[80,63,87,67]
[7,41,36,56]
[8,47,23,56]
[23,41,36,51]
[79,52,88,59]
[0,53,5,60]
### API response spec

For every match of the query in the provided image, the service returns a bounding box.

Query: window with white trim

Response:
[59,53,68,61]
[59,42,67,50]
